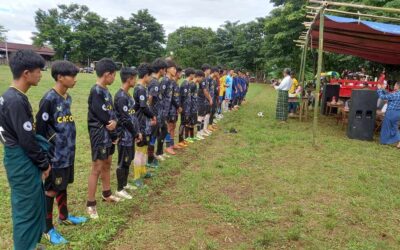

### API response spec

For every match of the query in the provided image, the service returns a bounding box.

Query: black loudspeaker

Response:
[321,84,340,115]
[347,89,378,141]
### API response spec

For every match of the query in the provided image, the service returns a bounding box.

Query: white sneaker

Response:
[155,154,166,161]
[196,134,205,140]
[116,190,133,200]
[124,184,138,191]
[163,154,171,158]
[204,130,212,135]
[87,206,99,219]
[102,194,121,203]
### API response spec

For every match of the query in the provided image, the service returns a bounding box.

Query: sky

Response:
[0,0,274,44]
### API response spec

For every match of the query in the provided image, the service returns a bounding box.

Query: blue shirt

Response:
[377,89,400,111]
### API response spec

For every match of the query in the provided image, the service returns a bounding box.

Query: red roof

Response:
[311,15,400,65]
[0,42,55,56]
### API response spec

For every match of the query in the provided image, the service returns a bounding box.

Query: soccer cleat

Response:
[185,137,195,143]
[116,190,133,200]
[208,126,216,132]
[87,206,99,219]
[165,147,176,155]
[144,172,155,179]
[172,144,182,150]
[133,179,145,188]
[102,194,121,203]
[162,154,171,158]
[58,215,87,225]
[147,161,159,169]
[155,154,166,161]
[196,134,205,140]
[202,130,211,136]
[178,142,188,147]
[44,228,68,245]
[124,183,138,191]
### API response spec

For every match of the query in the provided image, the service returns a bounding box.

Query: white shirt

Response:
[275,75,293,91]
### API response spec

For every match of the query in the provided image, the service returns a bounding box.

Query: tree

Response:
[166,27,216,68]
[0,25,7,42]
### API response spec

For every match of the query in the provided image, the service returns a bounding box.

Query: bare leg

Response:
[87,160,102,202]
[100,156,112,192]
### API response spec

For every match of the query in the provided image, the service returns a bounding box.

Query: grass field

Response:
[0,64,400,249]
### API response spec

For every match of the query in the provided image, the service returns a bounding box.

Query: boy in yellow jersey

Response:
[218,69,227,116]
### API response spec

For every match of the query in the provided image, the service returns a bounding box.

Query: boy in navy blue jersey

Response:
[114,67,142,199]
[36,60,87,245]
[86,58,120,219]
[133,63,157,187]
[178,68,195,145]
[196,64,213,139]
[0,50,51,250]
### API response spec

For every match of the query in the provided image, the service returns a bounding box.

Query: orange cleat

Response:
[165,147,176,155]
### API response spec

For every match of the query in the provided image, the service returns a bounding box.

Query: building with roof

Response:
[0,42,55,63]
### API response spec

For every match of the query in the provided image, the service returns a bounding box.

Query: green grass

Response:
[0,65,400,249]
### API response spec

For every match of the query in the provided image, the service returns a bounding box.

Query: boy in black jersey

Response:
[114,67,142,199]
[197,64,213,139]
[147,58,167,164]
[86,58,120,219]
[178,68,195,145]
[36,60,86,245]
[133,63,157,187]
[164,60,180,155]
[0,50,51,250]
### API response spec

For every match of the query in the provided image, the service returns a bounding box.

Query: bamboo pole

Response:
[325,8,400,22]
[300,33,309,88]
[313,8,325,146]
[309,0,400,14]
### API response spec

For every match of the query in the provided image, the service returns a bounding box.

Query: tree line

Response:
[1,0,399,79]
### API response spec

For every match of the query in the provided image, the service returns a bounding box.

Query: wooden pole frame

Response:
[312,7,325,146]
[309,0,400,14]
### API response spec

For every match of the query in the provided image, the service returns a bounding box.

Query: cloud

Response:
[0,0,273,44]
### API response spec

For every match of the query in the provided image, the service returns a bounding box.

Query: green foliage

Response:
[0,25,7,42]
[33,4,165,65]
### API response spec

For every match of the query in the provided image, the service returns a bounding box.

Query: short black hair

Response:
[185,68,195,76]
[51,60,79,81]
[201,64,211,72]
[9,49,45,79]
[195,70,205,77]
[166,59,177,69]
[211,67,219,73]
[152,58,168,73]
[177,66,182,73]
[138,63,153,79]
[96,58,117,77]
[120,67,138,83]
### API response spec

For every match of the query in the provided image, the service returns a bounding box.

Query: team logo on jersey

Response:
[184,89,188,93]
[155,87,159,91]
[23,121,33,131]
[105,97,109,102]
[102,104,107,111]
[56,106,62,112]
[124,156,129,162]
[0,97,4,105]
[163,85,166,89]
[55,177,63,186]
[123,106,128,112]
[42,112,49,121]
[140,95,145,101]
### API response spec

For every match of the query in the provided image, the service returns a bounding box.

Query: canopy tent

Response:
[295,0,400,146]
[310,15,400,64]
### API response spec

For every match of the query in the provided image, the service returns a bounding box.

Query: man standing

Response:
[275,68,293,122]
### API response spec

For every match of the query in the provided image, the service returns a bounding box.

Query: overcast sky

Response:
[0,0,274,44]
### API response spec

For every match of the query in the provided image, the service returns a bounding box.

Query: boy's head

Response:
[51,60,79,89]
[120,67,138,88]
[152,58,168,76]
[9,49,45,86]
[185,68,195,79]
[138,63,153,85]
[211,67,219,78]
[195,70,205,83]
[96,58,117,85]
[166,59,177,77]
[201,64,211,75]
[175,66,182,80]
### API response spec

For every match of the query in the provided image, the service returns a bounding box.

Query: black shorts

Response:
[44,166,74,192]
[181,114,191,126]
[91,145,115,162]
[190,113,198,126]
[117,144,135,169]
[198,104,210,116]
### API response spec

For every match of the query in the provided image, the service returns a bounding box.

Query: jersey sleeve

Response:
[9,100,49,171]
[137,88,154,118]
[115,96,136,135]
[35,98,56,143]
[172,84,180,108]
